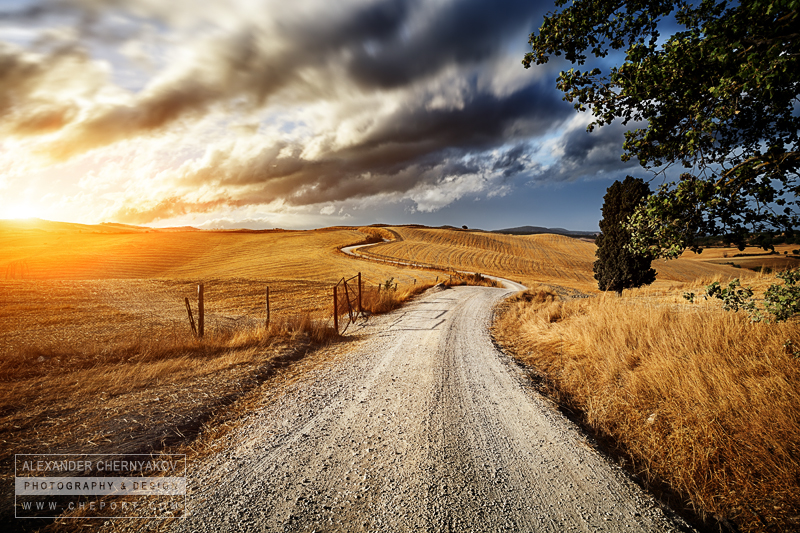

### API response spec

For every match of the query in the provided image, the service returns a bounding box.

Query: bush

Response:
[764,270,800,322]
[706,279,755,313]
[707,270,800,323]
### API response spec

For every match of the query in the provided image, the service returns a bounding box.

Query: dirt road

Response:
[162,285,688,532]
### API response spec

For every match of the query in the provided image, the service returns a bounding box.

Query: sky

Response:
[0,0,648,231]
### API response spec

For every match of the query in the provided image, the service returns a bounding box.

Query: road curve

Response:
[340,242,527,292]
[161,285,689,532]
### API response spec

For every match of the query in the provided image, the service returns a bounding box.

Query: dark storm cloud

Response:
[150,80,570,211]
[346,0,545,88]
[540,120,641,182]
[493,143,533,178]
[6,0,558,161]
[353,79,566,154]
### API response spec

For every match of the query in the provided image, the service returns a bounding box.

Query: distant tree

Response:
[594,176,656,294]
[462,225,468,230]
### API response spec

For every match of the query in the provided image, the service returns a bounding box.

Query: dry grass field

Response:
[493,277,800,533]
[687,243,800,272]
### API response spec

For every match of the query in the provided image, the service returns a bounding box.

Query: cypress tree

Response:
[594,176,656,294]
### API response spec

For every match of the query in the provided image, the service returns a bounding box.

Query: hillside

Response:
[493,225,598,238]
[2,219,795,532]
[0,220,427,286]
[360,226,749,291]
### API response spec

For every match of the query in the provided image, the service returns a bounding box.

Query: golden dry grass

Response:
[687,244,800,272]
[493,284,800,532]
[0,308,344,523]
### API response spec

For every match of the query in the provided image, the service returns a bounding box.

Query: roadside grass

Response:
[493,285,800,532]
[360,273,498,315]
[0,308,341,451]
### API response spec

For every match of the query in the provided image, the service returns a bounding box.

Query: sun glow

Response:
[0,203,43,220]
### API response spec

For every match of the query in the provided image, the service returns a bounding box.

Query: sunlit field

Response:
[2,219,794,531]
[357,225,751,291]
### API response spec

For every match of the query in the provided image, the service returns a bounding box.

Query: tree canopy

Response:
[594,176,657,293]
[525,0,800,258]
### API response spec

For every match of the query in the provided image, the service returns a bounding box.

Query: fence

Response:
[182,274,367,339]
[183,282,271,339]
[333,273,363,335]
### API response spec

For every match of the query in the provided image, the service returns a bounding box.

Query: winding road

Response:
[159,276,690,532]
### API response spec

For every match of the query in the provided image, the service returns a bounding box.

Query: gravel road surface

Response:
[161,284,689,532]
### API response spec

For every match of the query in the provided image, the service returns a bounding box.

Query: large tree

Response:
[594,176,657,294]
[524,0,800,258]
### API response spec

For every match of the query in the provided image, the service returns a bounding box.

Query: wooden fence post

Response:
[265,286,270,329]
[197,283,204,338]
[184,297,197,337]
[333,285,339,334]
[357,272,362,314]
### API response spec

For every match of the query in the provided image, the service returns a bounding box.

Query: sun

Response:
[0,203,43,220]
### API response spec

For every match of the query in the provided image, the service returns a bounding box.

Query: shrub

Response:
[763,270,800,322]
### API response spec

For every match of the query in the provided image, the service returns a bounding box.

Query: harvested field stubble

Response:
[493,287,800,532]
[361,226,749,291]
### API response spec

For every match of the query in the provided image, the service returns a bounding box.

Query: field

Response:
[2,219,795,531]
[686,243,800,272]
[359,225,754,291]
[492,277,800,532]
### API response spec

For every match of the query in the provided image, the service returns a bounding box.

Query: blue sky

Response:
[0,0,649,231]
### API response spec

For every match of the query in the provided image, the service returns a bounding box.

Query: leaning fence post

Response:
[197,283,205,338]
[357,272,362,314]
[265,286,270,329]
[185,297,197,337]
[333,285,339,334]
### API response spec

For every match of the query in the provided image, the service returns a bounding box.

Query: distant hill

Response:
[0,218,200,234]
[493,225,598,238]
